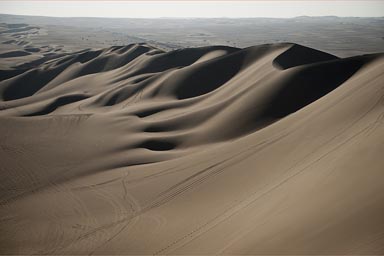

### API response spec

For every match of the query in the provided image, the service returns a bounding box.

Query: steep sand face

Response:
[0,43,384,254]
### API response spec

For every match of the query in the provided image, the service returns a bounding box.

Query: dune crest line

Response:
[1,43,384,254]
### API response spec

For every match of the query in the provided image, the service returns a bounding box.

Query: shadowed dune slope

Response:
[1,43,384,254]
[0,50,31,58]
[273,43,338,69]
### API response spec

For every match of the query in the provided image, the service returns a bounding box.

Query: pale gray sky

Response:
[0,1,383,18]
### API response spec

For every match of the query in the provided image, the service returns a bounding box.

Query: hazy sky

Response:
[0,1,383,18]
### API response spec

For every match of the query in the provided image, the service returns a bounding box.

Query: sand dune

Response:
[0,50,31,58]
[1,42,384,254]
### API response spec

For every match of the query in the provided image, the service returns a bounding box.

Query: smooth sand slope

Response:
[1,43,384,254]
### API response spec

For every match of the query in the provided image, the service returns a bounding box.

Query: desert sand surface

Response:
[1,14,384,58]
[1,37,384,255]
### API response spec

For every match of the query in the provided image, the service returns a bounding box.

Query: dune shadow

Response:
[0,51,31,58]
[273,44,338,70]
[25,94,88,116]
[1,66,69,101]
[137,139,177,151]
[264,57,364,118]
[165,49,251,99]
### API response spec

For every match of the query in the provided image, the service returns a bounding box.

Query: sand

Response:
[1,42,384,254]
[2,14,384,58]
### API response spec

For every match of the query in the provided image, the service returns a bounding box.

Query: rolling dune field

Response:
[1,42,384,254]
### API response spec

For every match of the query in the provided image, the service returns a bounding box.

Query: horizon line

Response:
[1,13,383,19]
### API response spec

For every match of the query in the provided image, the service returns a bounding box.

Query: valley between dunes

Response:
[1,42,384,254]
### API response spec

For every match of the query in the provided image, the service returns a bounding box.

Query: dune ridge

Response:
[1,42,384,254]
